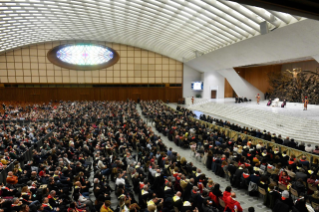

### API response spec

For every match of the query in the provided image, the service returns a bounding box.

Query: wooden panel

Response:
[234,65,282,93]
[211,90,217,99]
[0,41,183,85]
[0,87,182,102]
[224,78,234,98]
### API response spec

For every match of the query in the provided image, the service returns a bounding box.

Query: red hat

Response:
[305,96,308,99]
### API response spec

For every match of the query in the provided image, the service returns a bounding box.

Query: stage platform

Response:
[178,98,319,145]
[200,98,319,121]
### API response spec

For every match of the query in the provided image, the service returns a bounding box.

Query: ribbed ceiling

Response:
[0,0,305,61]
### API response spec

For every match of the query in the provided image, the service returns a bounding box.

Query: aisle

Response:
[136,105,271,212]
[88,155,118,209]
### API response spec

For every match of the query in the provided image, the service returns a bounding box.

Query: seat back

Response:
[269,178,278,186]
[308,184,318,191]
[219,198,225,208]
[258,187,266,195]
[312,201,319,209]
[290,187,298,197]
[278,183,288,191]
[267,167,272,174]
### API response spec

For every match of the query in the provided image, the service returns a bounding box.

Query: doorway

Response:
[134,94,140,103]
[211,90,217,99]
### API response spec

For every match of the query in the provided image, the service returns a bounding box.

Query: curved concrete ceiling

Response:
[0,0,305,61]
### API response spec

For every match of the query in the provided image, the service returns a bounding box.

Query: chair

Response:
[278,183,288,191]
[308,184,318,192]
[39,184,47,189]
[270,178,278,186]
[258,187,266,199]
[271,98,279,107]
[312,202,319,209]
[289,187,298,201]
[267,167,273,174]
[290,187,298,196]
[258,187,266,195]
[219,198,225,208]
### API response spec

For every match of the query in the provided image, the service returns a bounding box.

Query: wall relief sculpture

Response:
[268,68,319,104]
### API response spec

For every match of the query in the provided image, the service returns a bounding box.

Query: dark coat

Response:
[206,155,213,170]
[273,199,290,212]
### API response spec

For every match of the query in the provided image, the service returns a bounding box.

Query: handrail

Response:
[0,126,54,184]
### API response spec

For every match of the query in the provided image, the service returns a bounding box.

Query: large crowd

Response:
[0,118,51,169]
[0,101,108,122]
[0,100,141,212]
[0,99,318,212]
[141,100,319,212]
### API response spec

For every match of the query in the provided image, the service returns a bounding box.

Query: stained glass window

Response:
[56,45,114,65]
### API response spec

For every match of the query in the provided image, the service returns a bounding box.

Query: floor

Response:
[88,153,119,209]
[189,98,319,121]
[136,105,270,212]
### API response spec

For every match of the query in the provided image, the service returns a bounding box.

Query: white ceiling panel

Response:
[0,0,305,61]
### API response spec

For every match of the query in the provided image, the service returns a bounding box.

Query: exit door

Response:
[211,90,217,99]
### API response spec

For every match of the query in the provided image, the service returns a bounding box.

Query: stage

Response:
[188,98,319,121]
[176,98,319,144]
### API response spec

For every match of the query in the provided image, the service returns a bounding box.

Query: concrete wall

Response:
[186,19,319,73]
[183,65,202,98]
[202,71,225,99]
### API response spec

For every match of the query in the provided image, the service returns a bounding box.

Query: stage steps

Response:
[190,102,319,145]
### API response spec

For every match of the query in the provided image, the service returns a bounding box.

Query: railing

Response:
[187,115,319,165]
[0,131,53,184]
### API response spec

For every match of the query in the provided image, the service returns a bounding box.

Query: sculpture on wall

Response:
[268,67,319,104]
[286,68,302,78]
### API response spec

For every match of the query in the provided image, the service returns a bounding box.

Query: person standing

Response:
[191,96,194,105]
[281,99,286,108]
[256,94,260,104]
[303,96,309,110]
[264,92,268,100]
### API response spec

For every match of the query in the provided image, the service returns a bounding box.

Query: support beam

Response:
[312,55,319,64]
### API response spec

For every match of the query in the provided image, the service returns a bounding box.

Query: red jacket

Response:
[208,192,218,206]
[224,196,243,212]
[222,191,231,202]
[279,172,291,186]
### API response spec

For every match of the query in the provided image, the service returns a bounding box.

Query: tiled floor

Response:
[136,106,271,212]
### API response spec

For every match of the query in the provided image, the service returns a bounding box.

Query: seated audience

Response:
[0,99,318,212]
